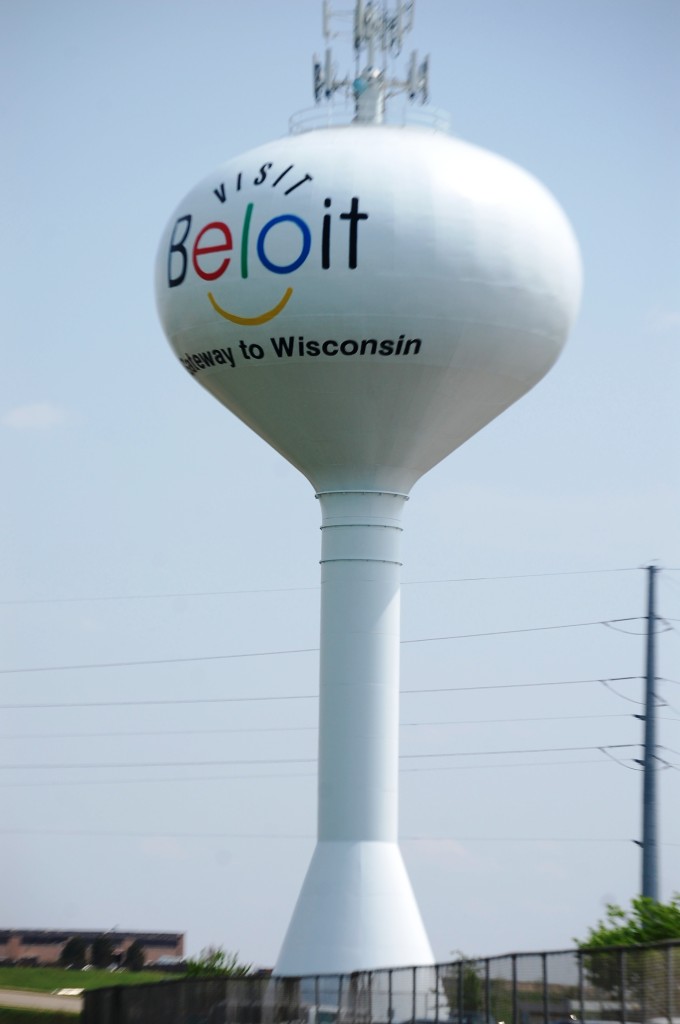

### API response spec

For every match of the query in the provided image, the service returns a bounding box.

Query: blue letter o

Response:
[257,215,311,274]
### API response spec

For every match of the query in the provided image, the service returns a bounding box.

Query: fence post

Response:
[457,961,463,1016]
[668,944,674,1019]
[434,964,440,1024]
[350,973,356,1024]
[621,949,627,1024]
[412,966,417,1024]
[511,955,518,1024]
[542,953,549,1024]
[577,951,585,1024]
[388,969,393,1023]
[485,960,491,1020]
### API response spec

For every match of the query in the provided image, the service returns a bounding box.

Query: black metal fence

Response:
[82,942,680,1024]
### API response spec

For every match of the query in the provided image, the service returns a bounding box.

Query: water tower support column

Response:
[274,489,434,976]
[318,489,404,845]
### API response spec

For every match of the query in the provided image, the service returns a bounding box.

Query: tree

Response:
[442,962,484,1013]
[184,946,251,978]
[60,935,88,970]
[578,893,680,947]
[577,895,680,1017]
[90,933,115,969]
[123,939,146,972]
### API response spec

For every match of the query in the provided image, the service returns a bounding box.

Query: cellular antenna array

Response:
[314,0,428,122]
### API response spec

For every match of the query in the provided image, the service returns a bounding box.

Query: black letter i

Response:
[322,198,331,269]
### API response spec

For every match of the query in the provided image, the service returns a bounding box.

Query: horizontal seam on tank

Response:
[315,490,409,500]
[319,558,403,566]
[320,523,402,531]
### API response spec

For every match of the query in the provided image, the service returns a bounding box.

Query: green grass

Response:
[0,966,177,993]
[0,1011,80,1024]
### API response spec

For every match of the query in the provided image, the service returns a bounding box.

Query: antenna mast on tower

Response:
[314,0,429,123]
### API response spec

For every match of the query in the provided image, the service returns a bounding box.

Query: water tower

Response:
[155,0,581,976]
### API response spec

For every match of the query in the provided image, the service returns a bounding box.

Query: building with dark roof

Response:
[0,929,184,966]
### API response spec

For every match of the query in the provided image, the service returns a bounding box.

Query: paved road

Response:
[0,988,83,1013]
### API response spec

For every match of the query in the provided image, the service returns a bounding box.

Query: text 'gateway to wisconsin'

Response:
[180,334,423,376]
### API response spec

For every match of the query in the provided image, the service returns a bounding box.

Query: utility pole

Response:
[641,564,659,900]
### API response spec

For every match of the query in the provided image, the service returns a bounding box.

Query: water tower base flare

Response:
[273,839,434,976]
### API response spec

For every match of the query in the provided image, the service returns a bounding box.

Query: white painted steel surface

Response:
[275,839,433,975]
[275,489,434,974]
[156,126,581,495]
[155,124,582,975]
[316,490,405,843]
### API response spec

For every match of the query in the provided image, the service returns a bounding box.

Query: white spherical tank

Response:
[155,123,581,977]
[156,126,581,494]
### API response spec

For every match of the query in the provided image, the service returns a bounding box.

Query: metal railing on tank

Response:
[289,102,451,134]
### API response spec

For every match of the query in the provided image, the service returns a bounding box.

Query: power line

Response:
[0,744,640,771]
[0,772,316,788]
[402,836,680,846]
[0,647,318,675]
[0,756,639,788]
[0,619,645,676]
[0,586,317,607]
[396,757,643,774]
[0,712,641,742]
[405,568,640,584]
[1,826,677,845]
[600,679,654,706]
[0,693,316,710]
[401,619,641,647]
[0,566,640,607]
[0,676,642,711]
[405,744,640,759]
[408,675,640,695]
[604,621,672,636]
[599,747,644,772]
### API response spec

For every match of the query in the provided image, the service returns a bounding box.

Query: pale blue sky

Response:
[1,0,679,966]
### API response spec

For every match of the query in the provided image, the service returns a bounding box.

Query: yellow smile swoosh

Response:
[207,288,293,326]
